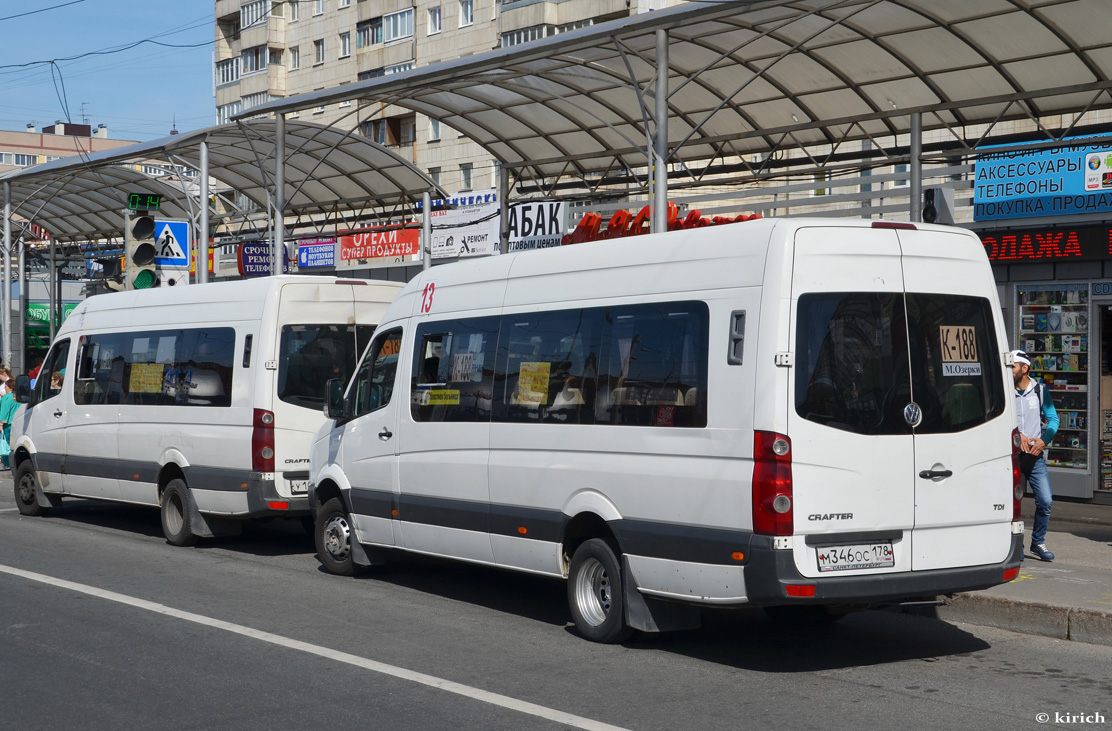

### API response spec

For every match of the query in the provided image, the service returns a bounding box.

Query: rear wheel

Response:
[160,479,199,547]
[14,461,48,517]
[567,538,633,643]
[316,498,355,576]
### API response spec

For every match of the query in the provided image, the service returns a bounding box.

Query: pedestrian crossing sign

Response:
[154,220,190,267]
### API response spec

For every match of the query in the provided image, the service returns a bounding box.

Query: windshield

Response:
[278,324,374,410]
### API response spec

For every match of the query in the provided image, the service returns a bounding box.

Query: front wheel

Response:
[567,538,633,643]
[316,497,355,576]
[160,479,199,547]
[14,461,49,517]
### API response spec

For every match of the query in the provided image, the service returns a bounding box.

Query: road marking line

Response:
[0,563,628,731]
[0,508,19,513]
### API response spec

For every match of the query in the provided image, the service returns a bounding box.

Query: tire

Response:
[316,497,355,576]
[160,479,199,547]
[763,605,846,625]
[14,461,48,517]
[567,538,633,643]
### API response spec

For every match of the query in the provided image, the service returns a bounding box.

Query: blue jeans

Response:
[1027,456,1053,545]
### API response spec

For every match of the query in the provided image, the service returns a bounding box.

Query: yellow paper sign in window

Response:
[426,389,460,405]
[517,362,550,405]
[129,363,166,393]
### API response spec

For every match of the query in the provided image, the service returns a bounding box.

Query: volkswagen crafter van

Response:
[11,276,403,546]
[307,218,1024,642]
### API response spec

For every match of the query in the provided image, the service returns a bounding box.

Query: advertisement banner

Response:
[430,191,500,259]
[507,201,566,252]
[238,242,289,277]
[297,237,337,268]
[337,226,420,269]
[26,301,77,327]
[975,136,1112,221]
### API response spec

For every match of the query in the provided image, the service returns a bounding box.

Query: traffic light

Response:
[97,256,125,292]
[126,214,157,289]
[922,187,955,225]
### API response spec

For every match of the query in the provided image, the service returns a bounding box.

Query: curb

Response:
[937,592,1112,647]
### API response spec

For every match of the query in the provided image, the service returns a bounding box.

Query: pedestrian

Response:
[0,371,18,470]
[1012,349,1058,561]
[0,366,12,396]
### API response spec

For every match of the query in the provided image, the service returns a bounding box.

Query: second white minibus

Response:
[11,276,403,546]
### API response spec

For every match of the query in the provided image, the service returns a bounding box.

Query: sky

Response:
[0,0,215,141]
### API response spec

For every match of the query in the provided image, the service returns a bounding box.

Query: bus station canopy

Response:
[241,0,1112,180]
[0,120,445,241]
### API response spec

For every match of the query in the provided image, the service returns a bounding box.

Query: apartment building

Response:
[214,0,682,197]
[0,122,135,176]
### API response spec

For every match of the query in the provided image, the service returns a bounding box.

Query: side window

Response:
[278,324,364,410]
[35,339,71,403]
[411,317,499,422]
[119,327,236,407]
[598,302,709,427]
[74,333,127,406]
[352,329,402,418]
[493,308,603,424]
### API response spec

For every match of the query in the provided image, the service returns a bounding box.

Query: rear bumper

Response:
[743,532,1025,605]
[244,475,309,517]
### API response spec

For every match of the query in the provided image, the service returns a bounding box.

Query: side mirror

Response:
[14,374,32,404]
[324,378,347,421]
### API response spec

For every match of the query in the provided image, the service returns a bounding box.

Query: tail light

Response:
[753,430,793,536]
[1011,427,1023,521]
[253,408,275,472]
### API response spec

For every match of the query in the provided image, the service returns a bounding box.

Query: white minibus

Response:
[11,276,403,546]
[308,218,1024,642]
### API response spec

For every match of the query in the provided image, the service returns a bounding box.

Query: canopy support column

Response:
[199,137,210,284]
[423,191,432,271]
[3,181,11,367]
[652,29,669,234]
[18,237,25,374]
[910,112,922,222]
[499,165,510,255]
[274,113,286,276]
[48,238,56,343]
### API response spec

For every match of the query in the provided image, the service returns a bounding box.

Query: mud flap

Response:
[187,498,242,539]
[34,483,61,510]
[622,556,701,633]
[351,540,388,568]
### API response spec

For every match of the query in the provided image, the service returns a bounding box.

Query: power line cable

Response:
[0,0,86,23]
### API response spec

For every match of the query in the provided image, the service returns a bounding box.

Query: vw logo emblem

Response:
[903,402,923,427]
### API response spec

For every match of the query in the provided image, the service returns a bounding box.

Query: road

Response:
[2,478,1110,731]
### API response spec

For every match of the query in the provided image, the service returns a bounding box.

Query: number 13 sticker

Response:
[420,281,437,314]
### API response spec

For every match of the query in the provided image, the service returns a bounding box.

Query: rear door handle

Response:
[53,410,63,418]
[378,428,393,441]
[919,469,952,479]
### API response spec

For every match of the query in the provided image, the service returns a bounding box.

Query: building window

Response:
[289,46,300,69]
[459,0,473,27]
[314,39,325,65]
[269,48,283,66]
[429,167,441,185]
[240,0,268,29]
[502,24,549,48]
[339,32,351,58]
[460,163,473,191]
[14,154,37,167]
[427,6,441,35]
[384,61,414,75]
[270,1,283,18]
[241,45,269,74]
[384,8,414,42]
[215,57,240,85]
[242,91,277,111]
[358,67,385,81]
[339,0,350,6]
[893,163,909,188]
[217,101,242,124]
[289,0,299,20]
[429,118,440,141]
[357,18,382,47]
[314,0,324,15]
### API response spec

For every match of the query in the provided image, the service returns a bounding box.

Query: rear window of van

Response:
[795,292,1004,435]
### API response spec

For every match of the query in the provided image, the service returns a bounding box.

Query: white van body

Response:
[308,219,1024,641]
[11,276,403,544]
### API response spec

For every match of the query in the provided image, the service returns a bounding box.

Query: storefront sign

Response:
[337,227,420,269]
[297,238,337,268]
[238,242,288,277]
[507,201,566,252]
[26,301,77,326]
[429,191,500,259]
[980,224,1112,262]
[975,136,1112,221]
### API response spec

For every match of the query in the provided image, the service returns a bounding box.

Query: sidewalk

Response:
[934,496,1112,647]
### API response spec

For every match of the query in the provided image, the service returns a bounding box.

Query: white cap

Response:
[1011,349,1031,366]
